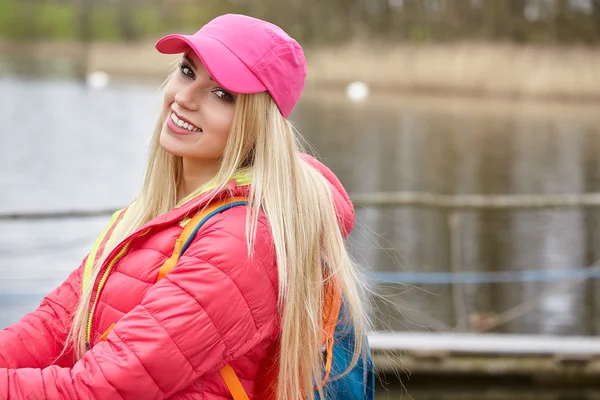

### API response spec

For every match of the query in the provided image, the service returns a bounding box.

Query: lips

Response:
[169,111,202,133]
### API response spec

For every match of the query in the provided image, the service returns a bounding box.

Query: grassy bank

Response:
[3,39,600,103]
[308,42,600,102]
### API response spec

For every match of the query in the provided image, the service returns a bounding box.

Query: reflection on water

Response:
[293,91,600,336]
[2,74,600,398]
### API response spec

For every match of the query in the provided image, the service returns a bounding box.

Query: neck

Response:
[178,157,220,201]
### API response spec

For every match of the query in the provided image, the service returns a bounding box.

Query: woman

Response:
[0,14,370,399]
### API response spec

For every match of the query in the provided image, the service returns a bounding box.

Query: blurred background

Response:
[2,0,600,399]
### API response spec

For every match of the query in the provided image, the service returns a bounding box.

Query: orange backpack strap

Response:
[157,196,248,282]
[220,364,250,400]
[156,196,251,398]
[155,196,343,398]
[319,276,343,385]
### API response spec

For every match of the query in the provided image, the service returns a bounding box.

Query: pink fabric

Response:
[155,14,306,118]
[0,154,354,399]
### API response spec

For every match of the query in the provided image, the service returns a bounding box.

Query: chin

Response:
[159,127,189,157]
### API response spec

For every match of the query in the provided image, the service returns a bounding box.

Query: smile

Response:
[170,112,202,133]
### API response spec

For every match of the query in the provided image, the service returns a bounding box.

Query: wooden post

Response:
[448,211,469,331]
[77,0,93,82]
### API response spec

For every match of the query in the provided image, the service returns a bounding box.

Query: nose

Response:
[174,82,200,111]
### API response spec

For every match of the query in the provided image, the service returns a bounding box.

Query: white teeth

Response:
[170,113,201,132]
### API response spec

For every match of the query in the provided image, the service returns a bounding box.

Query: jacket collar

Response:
[139,177,251,232]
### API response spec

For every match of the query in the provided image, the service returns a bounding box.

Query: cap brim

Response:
[155,34,266,94]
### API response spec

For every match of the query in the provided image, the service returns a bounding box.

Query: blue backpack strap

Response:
[158,196,250,400]
[157,197,247,281]
[173,197,375,399]
[180,199,248,255]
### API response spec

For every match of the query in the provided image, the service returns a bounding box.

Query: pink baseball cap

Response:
[155,14,306,118]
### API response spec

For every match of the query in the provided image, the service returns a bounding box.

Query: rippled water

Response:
[298,91,600,336]
[2,74,600,398]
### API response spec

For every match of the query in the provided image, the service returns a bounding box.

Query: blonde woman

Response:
[0,14,373,399]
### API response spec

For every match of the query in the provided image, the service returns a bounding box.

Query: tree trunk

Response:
[592,0,600,39]
[117,0,137,41]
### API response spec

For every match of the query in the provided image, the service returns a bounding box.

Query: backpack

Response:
[93,196,375,399]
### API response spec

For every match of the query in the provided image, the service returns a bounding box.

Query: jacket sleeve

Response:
[0,210,279,400]
[0,260,84,370]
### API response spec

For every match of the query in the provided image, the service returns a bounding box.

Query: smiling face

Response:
[159,52,238,163]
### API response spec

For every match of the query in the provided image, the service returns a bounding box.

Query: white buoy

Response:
[86,71,110,89]
[346,81,370,103]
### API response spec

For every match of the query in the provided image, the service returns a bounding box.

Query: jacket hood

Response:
[299,153,355,237]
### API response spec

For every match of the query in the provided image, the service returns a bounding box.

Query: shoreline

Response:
[4,39,600,104]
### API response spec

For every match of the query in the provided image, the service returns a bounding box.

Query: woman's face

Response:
[160,51,237,162]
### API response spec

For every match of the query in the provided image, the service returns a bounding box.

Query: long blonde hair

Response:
[67,73,370,399]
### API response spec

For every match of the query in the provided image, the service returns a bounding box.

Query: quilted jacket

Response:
[0,153,354,399]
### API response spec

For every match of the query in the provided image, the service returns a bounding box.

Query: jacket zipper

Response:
[85,229,150,349]
[82,185,241,349]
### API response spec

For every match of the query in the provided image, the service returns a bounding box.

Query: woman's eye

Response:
[178,63,194,79]
[214,89,235,104]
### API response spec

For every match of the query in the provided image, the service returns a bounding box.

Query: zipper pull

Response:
[85,341,91,351]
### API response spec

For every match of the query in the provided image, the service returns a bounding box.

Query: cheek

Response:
[216,111,235,137]
[162,85,175,108]
[203,106,235,145]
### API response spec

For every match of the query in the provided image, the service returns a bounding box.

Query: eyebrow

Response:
[183,54,197,70]
[183,54,215,82]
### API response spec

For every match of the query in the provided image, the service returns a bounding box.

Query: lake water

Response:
[2,73,600,398]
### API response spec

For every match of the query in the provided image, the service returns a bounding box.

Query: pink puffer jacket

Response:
[0,154,354,399]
